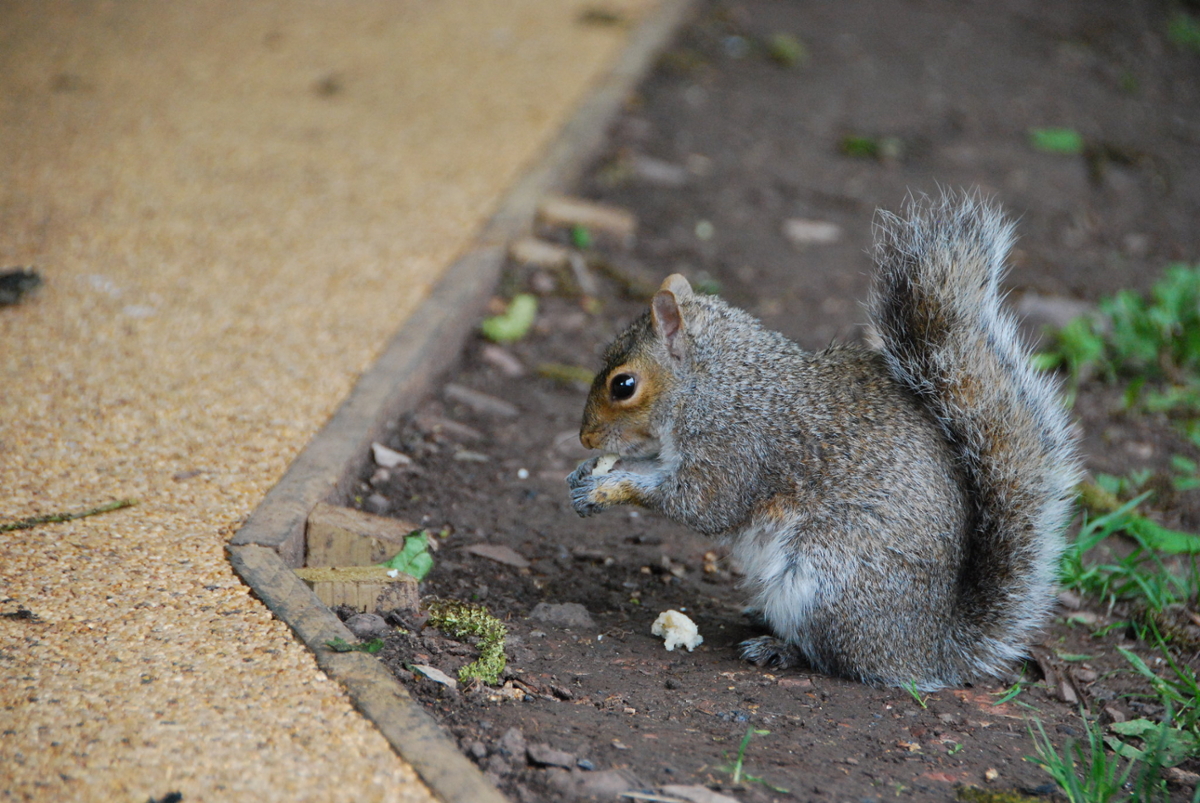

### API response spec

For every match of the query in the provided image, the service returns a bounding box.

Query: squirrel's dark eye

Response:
[610,373,637,401]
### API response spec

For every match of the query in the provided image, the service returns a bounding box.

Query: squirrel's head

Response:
[579,274,694,454]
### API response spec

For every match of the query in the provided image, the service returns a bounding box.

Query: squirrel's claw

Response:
[566,459,603,517]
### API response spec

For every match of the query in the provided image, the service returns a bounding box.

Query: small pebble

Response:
[530,602,595,629]
[575,769,643,798]
[364,493,390,515]
[497,727,527,764]
[0,268,42,305]
[485,754,511,776]
[527,743,576,769]
[344,613,389,640]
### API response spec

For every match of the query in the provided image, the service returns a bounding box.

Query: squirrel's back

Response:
[868,193,1081,680]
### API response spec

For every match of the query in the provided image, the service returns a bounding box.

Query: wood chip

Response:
[371,442,412,468]
[509,237,572,268]
[1057,590,1083,609]
[444,383,518,418]
[782,218,842,245]
[629,155,688,187]
[527,743,576,768]
[486,681,526,702]
[464,543,531,568]
[479,345,527,378]
[777,677,813,689]
[413,413,485,442]
[539,195,636,245]
[660,785,742,803]
[1165,767,1200,787]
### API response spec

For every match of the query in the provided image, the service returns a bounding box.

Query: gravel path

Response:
[0,2,651,799]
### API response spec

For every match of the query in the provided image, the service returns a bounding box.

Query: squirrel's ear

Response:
[659,273,694,302]
[652,282,688,362]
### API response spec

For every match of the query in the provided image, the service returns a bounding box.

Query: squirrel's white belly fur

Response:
[731,519,827,661]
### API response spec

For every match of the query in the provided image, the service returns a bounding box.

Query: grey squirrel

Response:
[566,193,1081,690]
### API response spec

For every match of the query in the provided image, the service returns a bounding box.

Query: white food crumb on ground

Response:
[517,468,529,479]
[592,453,620,476]
[651,609,703,652]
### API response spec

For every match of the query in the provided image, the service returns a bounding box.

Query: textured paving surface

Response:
[0,2,649,800]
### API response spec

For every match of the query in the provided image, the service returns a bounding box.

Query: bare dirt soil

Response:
[339,2,1200,800]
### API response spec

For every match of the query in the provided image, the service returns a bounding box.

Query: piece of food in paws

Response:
[651,609,704,652]
[591,453,621,476]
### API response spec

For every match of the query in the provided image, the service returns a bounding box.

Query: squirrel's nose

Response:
[580,429,599,450]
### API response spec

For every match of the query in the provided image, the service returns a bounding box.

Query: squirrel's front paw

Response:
[566,459,605,517]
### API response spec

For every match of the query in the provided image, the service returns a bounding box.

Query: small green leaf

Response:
[380,530,434,580]
[840,135,879,159]
[1094,473,1123,496]
[1124,516,1200,554]
[1170,454,1198,475]
[839,134,902,162]
[406,552,434,580]
[991,681,1023,705]
[1030,352,1062,372]
[1110,718,1160,738]
[1030,127,1085,155]
[1103,734,1145,761]
[570,225,593,250]
[481,294,538,343]
[1121,376,1146,410]
[1169,13,1200,52]
[1116,646,1158,683]
[1056,653,1093,662]
[1108,719,1200,767]
[765,33,807,67]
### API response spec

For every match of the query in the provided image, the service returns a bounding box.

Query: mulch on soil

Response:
[335,1,1200,800]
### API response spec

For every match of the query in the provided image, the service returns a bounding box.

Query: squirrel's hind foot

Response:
[739,635,805,670]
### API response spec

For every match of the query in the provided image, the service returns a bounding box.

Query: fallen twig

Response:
[0,499,138,533]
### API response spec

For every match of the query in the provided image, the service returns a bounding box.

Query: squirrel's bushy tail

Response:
[868,192,1081,679]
